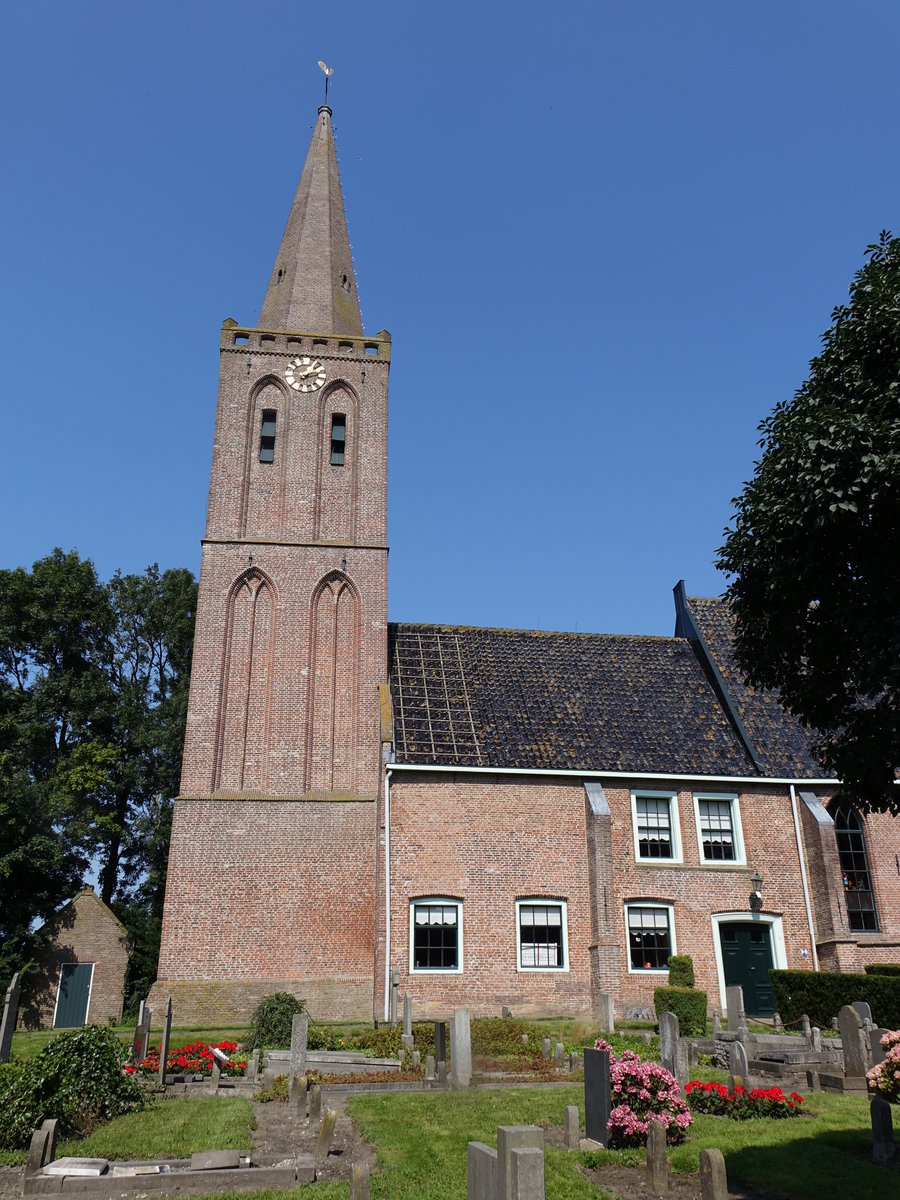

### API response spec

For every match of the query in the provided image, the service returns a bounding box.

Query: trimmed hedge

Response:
[654,986,707,1036]
[667,955,695,988]
[864,963,900,976]
[771,969,900,1028]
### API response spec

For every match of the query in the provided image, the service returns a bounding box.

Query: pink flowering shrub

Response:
[867,1029,900,1102]
[594,1038,693,1148]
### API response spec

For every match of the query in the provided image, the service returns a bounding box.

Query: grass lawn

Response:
[59,1098,257,1161]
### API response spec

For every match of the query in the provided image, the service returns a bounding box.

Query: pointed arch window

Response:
[831,803,879,932]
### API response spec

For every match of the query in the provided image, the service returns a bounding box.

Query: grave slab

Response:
[510,1145,545,1200]
[467,1141,498,1200]
[497,1127,543,1200]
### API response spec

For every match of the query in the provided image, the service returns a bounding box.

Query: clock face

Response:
[285,356,327,393]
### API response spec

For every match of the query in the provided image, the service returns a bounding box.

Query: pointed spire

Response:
[258,105,363,336]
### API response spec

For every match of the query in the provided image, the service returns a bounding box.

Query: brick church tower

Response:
[154,104,390,1022]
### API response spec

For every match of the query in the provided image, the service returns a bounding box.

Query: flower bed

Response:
[867,1029,900,1102]
[128,1040,247,1078]
[594,1038,692,1148]
[685,1080,804,1119]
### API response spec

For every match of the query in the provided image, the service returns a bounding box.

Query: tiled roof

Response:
[684,596,825,778]
[388,624,755,776]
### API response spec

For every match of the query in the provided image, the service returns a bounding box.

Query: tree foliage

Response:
[717,233,900,811]
[0,550,196,996]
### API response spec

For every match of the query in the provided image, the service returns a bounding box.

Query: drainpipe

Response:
[790,784,819,971]
[383,766,393,1023]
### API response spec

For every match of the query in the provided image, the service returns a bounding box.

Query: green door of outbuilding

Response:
[54,963,93,1027]
[719,923,776,1018]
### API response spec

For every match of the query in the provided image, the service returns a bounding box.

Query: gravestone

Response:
[290,1012,309,1083]
[699,1147,728,1200]
[510,1145,545,1200]
[673,1039,690,1085]
[658,1011,678,1075]
[773,1012,783,1032]
[554,1042,565,1067]
[309,1082,322,1125]
[597,991,615,1033]
[247,1048,259,1082]
[805,1069,820,1091]
[435,1020,447,1065]
[564,1105,579,1150]
[711,1010,721,1040]
[871,1096,896,1165]
[157,996,173,1086]
[502,1005,512,1019]
[288,1073,304,1117]
[838,1005,867,1080]
[583,1047,611,1147]
[450,1009,472,1089]
[401,1033,415,1054]
[568,1051,579,1072]
[646,1118,668,1194]
[801,1014,811,1041]
[412,1049,421,1070]
[541,1038,551,1061]
[403,992,412,1037]
[497,1126,544,1200]
[811,1026,822,1052]
[315,1107,337,1166]
[725,985,744,1029]
[438,1061,448,1086]
[25,1119,58,1176]
[852,1000,873,1026]
[425,1054,435,1080]
[211,1059,221,1090]
[0,972,21,1064]
[130,1000,147,1065]
[730,1039,749,1081]
[467,1142,498,1200]
[350,1161,371,1200]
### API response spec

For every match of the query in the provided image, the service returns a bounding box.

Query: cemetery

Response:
[1,975,900,1199]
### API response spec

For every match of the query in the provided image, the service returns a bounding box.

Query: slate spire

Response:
[258,104,363,336]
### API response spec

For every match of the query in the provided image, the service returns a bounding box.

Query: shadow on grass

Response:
[722,1125,898,1200]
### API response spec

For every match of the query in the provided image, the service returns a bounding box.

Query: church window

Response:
[259,409,277,463]
[410,900,462,972]
[330,414,346,465]
[626,903,675,972]
[831,803,879,931]
[516,900,568,970]
[693,793,744,864]
[631,791,681,861]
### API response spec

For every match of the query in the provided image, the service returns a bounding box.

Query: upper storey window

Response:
[259,410,277,463]
[631,791,681,861]
[330,414,346,465]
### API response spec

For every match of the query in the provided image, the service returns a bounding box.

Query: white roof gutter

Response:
[387,761,839,786]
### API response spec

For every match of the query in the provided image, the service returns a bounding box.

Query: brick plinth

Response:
[146,977,372,1027]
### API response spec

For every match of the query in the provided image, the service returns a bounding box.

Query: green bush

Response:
[667,955,695,988]
[0,1025,146,1150]
[864,963,900,976]
[351,1022,436,1058]
[771,969,900,1027]
[246,993,306,1052]
[470,1018,534,1058]
[653,986,707,1037]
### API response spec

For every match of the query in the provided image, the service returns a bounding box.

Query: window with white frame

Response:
[626,903,675,971]
[693,793,744,864]
[516,900,568,970]
[632,791,680,861]
[410,900,462,972]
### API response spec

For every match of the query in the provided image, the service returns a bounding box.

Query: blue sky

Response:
[2,1,898,637]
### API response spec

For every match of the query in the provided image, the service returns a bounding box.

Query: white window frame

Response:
[624,902,676,975]
[692,792,746,866]
[631,790,682,863]
[515,898,569,973]
[409,898,463,974]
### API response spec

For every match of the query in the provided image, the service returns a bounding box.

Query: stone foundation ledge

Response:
[25,1154,315,1196]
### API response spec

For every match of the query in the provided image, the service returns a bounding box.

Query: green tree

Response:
[717,232,900,811]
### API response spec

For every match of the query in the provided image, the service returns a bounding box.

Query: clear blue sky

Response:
[2,1,898,636]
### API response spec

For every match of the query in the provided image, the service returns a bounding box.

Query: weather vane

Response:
[317,60,334,103]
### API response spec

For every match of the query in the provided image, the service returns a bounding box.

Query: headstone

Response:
[541,1038,551,1061]
[468,1142,498,1200]
[597,991,615,1033]
[435,1021,447,1065]
[288,1073,304,1117]
[191,1150,240,1170]
[137,1003,152,1063]
[401,1033,415,1054]
[25,1119,58,1176]
[583,1047,611,1146]
[811,1026,822,1051]
[658,1011,678,1074]
[712,1010,721,1040]
[646,1118,668,1194]
[673,1039,690,1085]
[564,1105,579,1150]
[568,1051,579,1073]
[437,1061,448,1086]
[838,1004,867,1079]
[773,1012,783,1032]
[554,1042,565,1067]
[852,1000,873,1026]
[497,1126,543,1200]
[805,1069,820,1091]
[730,1039,749,1081]
[308,1082,322,1125]
[403,992,412,1037]
[290,1012,309,1083]
[130,1000,145,1065]
[801,1014,811,1041]
[450,1009,472,1089]
[832,1017,839,1032]
[699,1147,728,1200]
[725,985,744,1028]
[688,1041,698,1067]
[390,970,400,1026]
[520,1033,529,1045]
[871,1096,896,1165]
[0,972,21,1064]
[510,1145,545,1200]
[728,1072,745,1093]
[157,996,173,1086]
[350,1161,371,1200]
[315,1107,337,1167]
[872,1028,890,1067]
[412,1049,421,1070]
[502,1005,512,1019]
[211,1060,221,1089]
[247,1048,259,1082]
[425,1054,435,1080]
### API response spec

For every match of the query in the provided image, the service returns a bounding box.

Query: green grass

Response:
[59,1098,256,1161]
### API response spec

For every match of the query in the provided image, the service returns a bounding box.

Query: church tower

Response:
[155,103,390,1021]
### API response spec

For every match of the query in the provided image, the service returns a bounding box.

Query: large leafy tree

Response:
[718,232,900,812]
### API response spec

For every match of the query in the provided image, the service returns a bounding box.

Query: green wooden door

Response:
[54,963,93,1027]
[719,923,775,1017]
